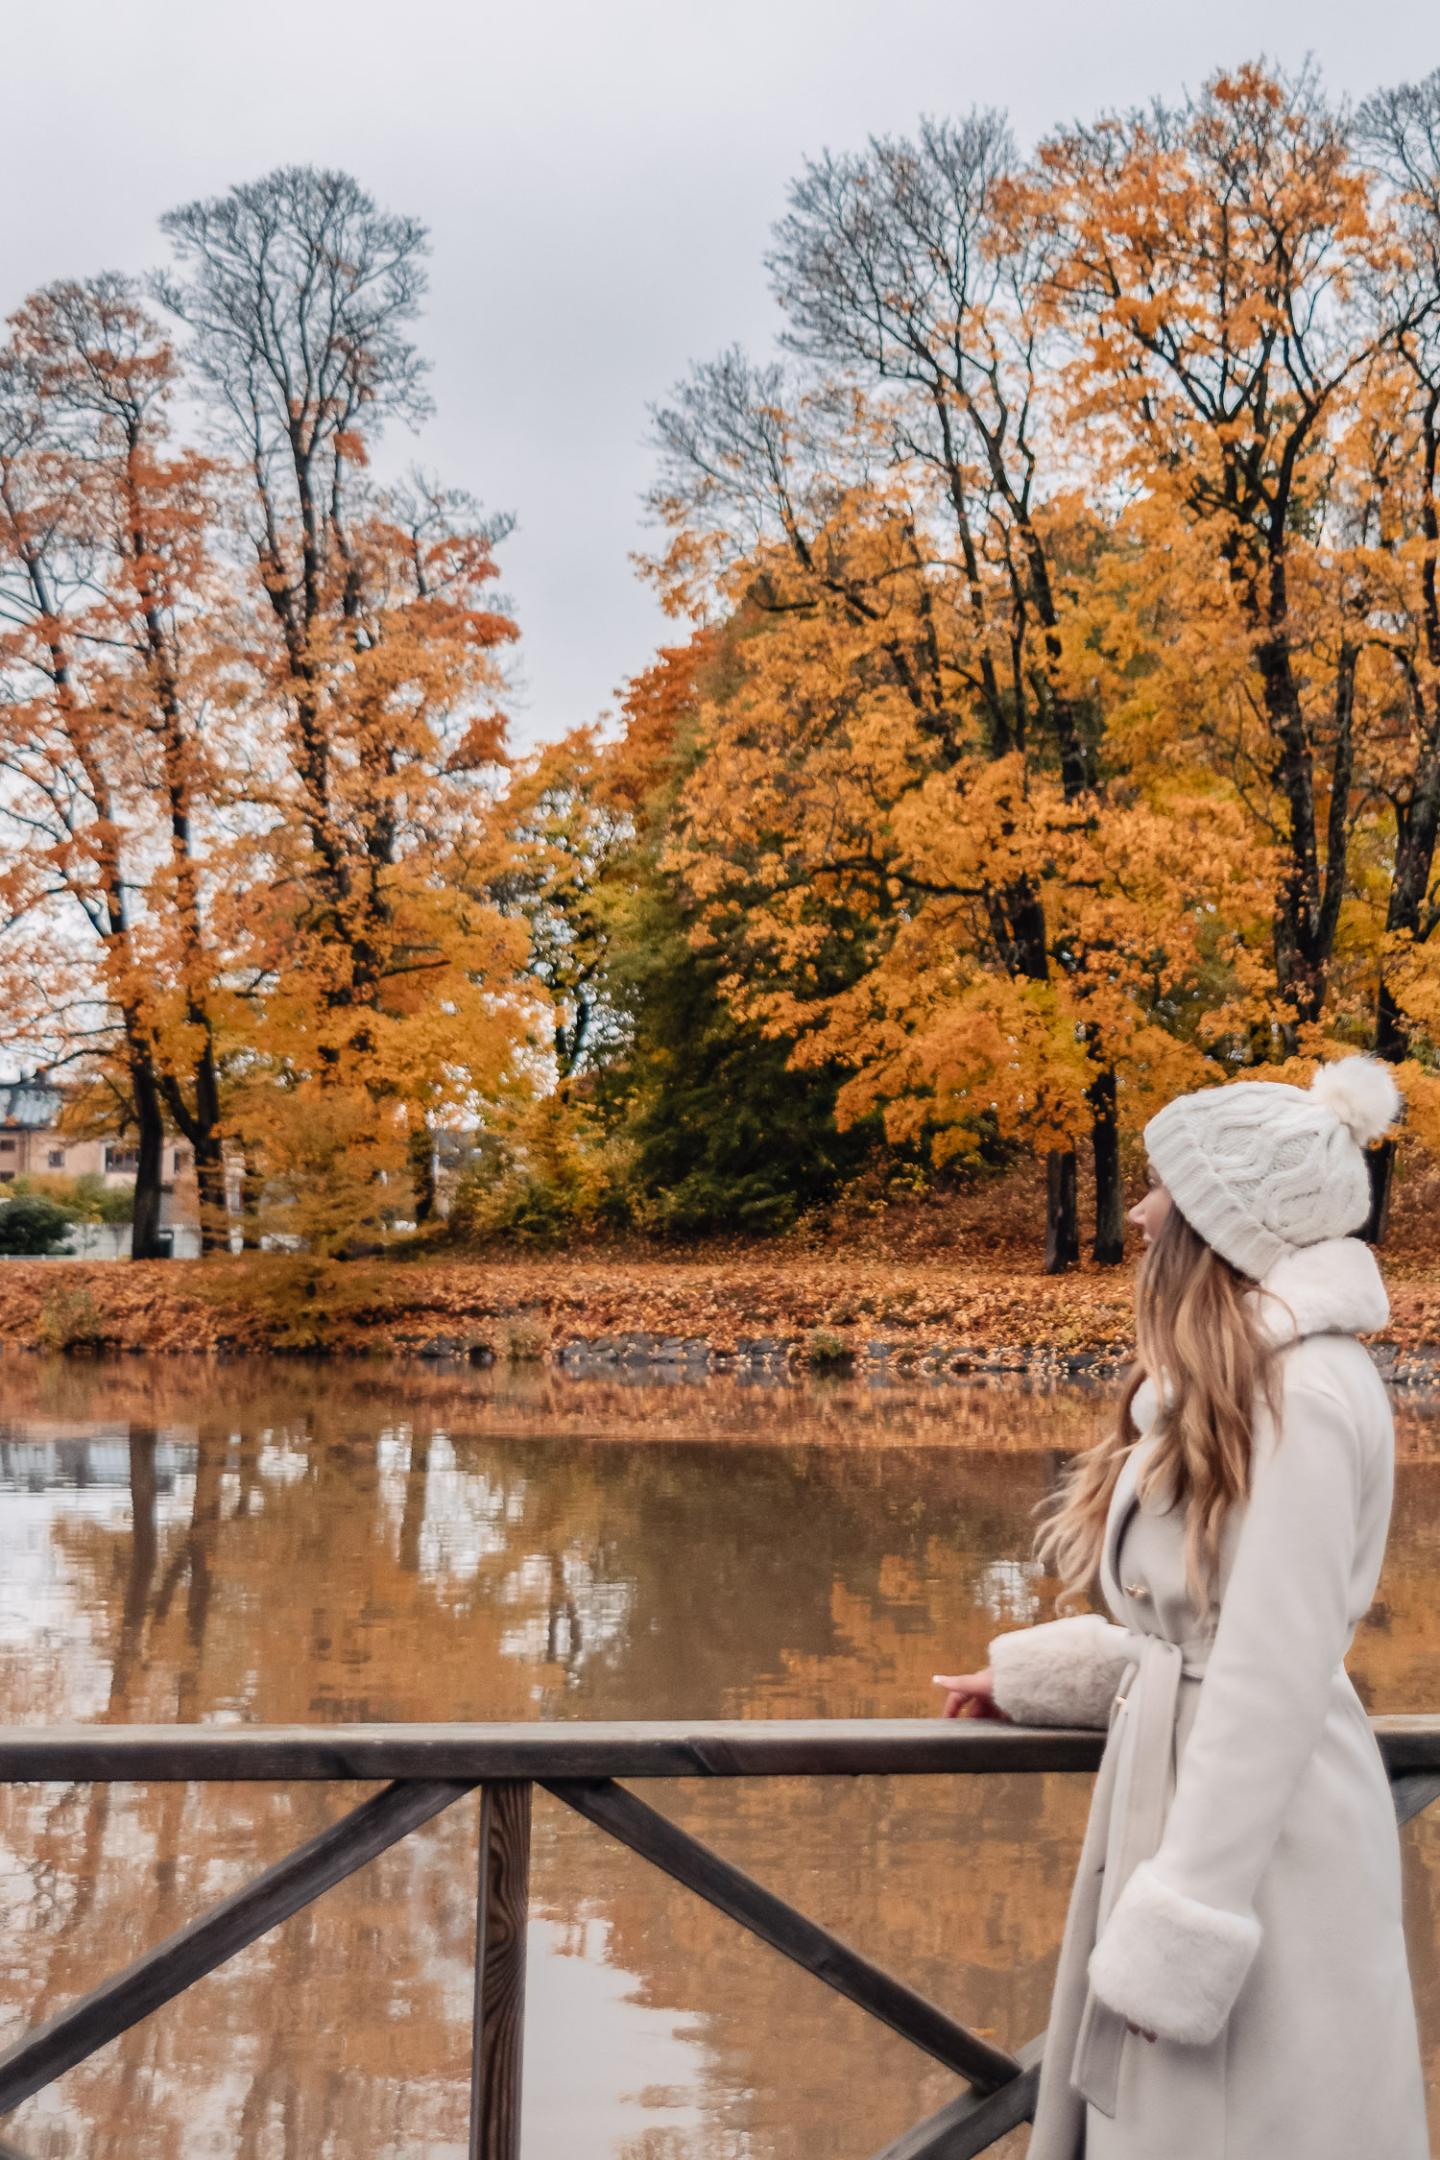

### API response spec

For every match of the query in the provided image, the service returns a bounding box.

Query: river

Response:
[1,1355,1438,2158]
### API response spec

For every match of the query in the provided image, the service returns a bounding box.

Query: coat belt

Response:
[1069,1630,1213,2115]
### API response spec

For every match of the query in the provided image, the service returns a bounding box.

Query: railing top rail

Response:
[0,1714,1437,1782]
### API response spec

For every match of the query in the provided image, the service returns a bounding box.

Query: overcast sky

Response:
[7,1,1437,749]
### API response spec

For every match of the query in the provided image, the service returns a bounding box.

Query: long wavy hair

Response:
[1035,1200,1286,1615]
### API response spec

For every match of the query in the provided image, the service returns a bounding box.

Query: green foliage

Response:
[0,1191,77,1255]
[447,1094,632,1247]
[69,1172,135,1225]
[17,1172,134,1225]
[597,876,871,1237]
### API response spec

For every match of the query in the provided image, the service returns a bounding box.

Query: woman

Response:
[934,1056,1429,2160]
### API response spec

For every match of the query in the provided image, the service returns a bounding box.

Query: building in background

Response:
[0,1079,202,1259]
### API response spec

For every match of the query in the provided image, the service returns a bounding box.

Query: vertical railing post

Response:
[469,1780,531,2160]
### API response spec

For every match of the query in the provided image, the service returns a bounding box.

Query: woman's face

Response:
[1127,1162,1172,1247]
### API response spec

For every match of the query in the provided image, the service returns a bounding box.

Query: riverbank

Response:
[7,1247,1440,1386]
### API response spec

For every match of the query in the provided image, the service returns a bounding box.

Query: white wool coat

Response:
[988,1235,1428,2160]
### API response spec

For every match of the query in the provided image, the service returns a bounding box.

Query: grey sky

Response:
[8,0,1437,749]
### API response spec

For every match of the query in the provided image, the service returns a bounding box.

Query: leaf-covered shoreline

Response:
[4,1252,1440,1386]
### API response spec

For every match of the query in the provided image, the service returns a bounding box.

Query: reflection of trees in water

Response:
[0,1354,1115,1461]
[0,1360,1437,2154]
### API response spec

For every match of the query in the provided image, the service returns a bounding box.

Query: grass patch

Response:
[503,1321,550,1363]
[35,1285,109,1356]
[804,1328,855,1372]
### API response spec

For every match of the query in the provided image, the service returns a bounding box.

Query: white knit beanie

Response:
[1143,1055,1403,1280]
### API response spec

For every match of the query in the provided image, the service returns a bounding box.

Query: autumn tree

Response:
[1033,68,1423,1038]
[453,722,636,1239]
[0,277,227,1254]
[474,637,870,1237]
[608,640,877,1233]
[1349,70,1440,1228]
[654,495,1260,1237]
[647,134,1263,1268]
[765,115,1122,1259]
[156,168,528,1245]
[16,278,234,1243]
[490,724,633,1088]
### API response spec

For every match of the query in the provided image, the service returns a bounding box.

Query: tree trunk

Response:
[1045,1149,1079,1274]
[190,1039,226,1254]
[409,1124,437,1225]
[194,1133,230,1256]
[239,1147,264,1250]
[1250,565,1334,1035]
[1362,980,1408,1246]
[1363,1138,1396,1248]
[1087,1065,1126,1265]
[129,1061,167,1260]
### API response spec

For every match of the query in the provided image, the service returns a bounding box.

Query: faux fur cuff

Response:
[988,1614,1136,1729]
[1088,1861,1262,2044]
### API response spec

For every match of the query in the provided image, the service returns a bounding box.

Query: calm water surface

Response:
[2,1355,1440,2159]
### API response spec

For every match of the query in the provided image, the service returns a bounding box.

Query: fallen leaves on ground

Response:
[0,1244,1410,1362]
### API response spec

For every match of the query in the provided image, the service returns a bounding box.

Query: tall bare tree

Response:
[156,166,432,949]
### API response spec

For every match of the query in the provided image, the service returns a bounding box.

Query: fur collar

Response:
[1246,1233,1389,1347]
[1129,1235,1388,1431]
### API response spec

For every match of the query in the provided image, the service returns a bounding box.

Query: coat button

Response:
[1124,1581,1151,1600]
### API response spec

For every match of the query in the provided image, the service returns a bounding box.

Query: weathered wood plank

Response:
[544,1777,1020,2091]
[0,1716,1434,1786]
[0,1716,1434,1784]
[867,2036,1045,2160]
[0,1720,1105,1782]
[0,1778,471,2116]
[1370,1715,1440,1772]
[470,1782,530,2160]
[1393,1770,1440,1825]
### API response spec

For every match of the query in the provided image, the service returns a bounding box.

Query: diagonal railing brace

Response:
[0,1777,472,2118]
[545,1775,1019,2091]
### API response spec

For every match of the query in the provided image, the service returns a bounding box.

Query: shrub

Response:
[35,1285,108,1355]
[191,1256,398,1350]
[804,1328,855,1372]
[18,1172,133,1226]
[449,1095,631,1248]
[0,1192,77,1255]
[504,1321,550,1363]
[69,1172,134,1226]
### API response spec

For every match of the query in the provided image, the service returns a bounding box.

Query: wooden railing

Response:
[0,1716,1437,2160]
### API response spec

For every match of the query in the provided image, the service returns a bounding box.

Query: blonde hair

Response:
[1036,1201,1284,1614]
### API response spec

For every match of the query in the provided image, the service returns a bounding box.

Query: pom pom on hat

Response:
[1309,1054,1402,1147]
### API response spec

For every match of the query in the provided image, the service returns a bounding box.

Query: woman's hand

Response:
[1126,2022,1157,2042]
[932,1667,1011,1721]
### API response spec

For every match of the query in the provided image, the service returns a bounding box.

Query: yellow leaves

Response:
[1387,1061,1440,1157]
[1379,937,1440,1039]
[448,1089,628,1243]
[232,1083,410,1258]
[639,411,1296,1185]
[0,277,534,1252]
[833,971,1096,1157]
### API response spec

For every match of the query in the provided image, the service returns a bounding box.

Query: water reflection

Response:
[0,1357,1435,2157]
